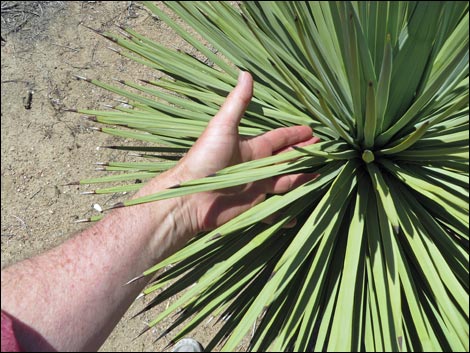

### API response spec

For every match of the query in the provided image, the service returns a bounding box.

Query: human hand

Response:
[170,71,319,233]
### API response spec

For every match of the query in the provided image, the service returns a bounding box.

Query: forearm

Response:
[1,169,194,351]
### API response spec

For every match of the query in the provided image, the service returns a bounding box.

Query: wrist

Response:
[130,167,202,260]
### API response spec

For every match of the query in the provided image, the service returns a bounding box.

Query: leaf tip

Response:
[74,218,91,223]
[134,292,145,302]
[109,202,125,210]
[209,233,222,241]
[82,115,97,122]
[65,181,80,186]
[107,46,121,54]
[123,273,145,286]
[163,340,175,351]
[115,23,128,32]
[74,75,91,82]
[80,23,102,35]
[392,224,400,235]
[132,324,151,341]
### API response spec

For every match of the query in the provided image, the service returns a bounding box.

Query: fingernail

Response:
[238,70,247,83]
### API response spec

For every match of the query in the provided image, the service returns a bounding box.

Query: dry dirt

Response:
[1,1,233,351]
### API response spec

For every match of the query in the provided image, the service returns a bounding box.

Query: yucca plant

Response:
[72,1,469,351]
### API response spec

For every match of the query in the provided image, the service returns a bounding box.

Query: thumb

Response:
[209,71,253,133]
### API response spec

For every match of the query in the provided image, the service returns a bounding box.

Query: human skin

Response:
[1,72,319,351]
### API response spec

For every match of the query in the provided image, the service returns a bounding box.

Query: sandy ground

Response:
[1,1,228,351]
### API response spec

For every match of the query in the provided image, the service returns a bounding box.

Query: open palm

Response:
[176,72,319,231]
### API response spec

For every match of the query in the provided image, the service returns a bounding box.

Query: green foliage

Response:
[77,2,469,351]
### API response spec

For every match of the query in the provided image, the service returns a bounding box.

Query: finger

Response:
[262,213,297,228]
[267,173,319,195]
[208,71,253,134]
[254,125,313,152]
[275,135,321,154]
